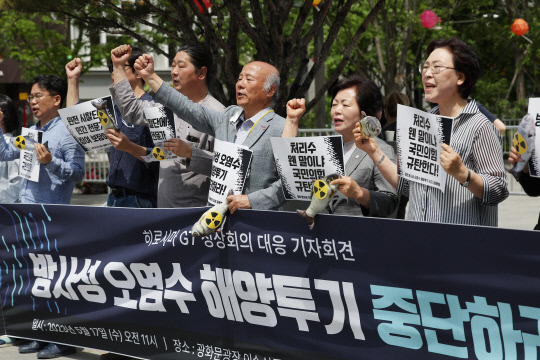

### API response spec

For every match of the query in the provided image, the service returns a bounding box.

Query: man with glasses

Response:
[65,47,159,208]
[0,75,84,358]
[0,75,85,205]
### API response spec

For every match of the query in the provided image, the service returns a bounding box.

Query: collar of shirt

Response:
[432,100,478,119]
[432,100,479,131]
[343,140,356,164]
[235,107,272,144]
[243,107,272,124]
[35,116,62,131]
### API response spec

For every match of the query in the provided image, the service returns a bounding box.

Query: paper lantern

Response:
[304,0,322,6]
[193,0,211,13]
[511,18,529,36]
[420,10,441,29]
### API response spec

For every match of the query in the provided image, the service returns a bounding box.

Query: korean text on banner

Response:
[1,204,540,360]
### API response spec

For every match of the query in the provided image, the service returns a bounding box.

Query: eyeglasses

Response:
[28,93,53,102]
[418,62,456,75]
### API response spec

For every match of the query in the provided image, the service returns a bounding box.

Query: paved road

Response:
[0,341,107,360]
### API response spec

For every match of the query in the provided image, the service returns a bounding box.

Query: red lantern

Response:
[420,10,441,29]
[193,0,211,14]
[511,18,529,36]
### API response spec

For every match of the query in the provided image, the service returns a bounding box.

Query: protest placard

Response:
[527,97,539,177]
[140,106,180,162]
[208,139,253,205]
[18,128,42,182]
[58,96,117,151]
[396,104,452,191]
[271,136,345,200]
[143,106,176,142]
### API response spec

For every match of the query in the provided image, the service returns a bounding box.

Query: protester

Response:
[66,49,159,208]
[0,75,84,357]
[283,76,397,217]
[508,146,539,230]
[0,94,22,203]
[0,75,85,205]
[354,37,508,226]
[474,100,506,135]
[381,91,409,142]
[134,54,286,212]
[109,44,224,208]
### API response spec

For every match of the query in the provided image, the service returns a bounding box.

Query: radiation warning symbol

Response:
[14,136,26,150]
[204,211,222,229]
[513,133,527,155]
[98,110,110,126]
[152,146,166,160]
[313,180,329,200]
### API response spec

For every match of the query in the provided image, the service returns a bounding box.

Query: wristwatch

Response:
[461,169,471,188]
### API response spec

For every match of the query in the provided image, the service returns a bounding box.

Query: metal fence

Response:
[83,124,525,194]
[83,148,109,183]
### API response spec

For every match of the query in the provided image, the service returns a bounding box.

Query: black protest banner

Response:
[1,204,539,359]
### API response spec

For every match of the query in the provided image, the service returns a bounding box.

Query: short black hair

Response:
[0,94,19,134]
[128,46,145,85]
[107,45,146,84]
[127,46,145,72]
[426,38,480,99]
[177,43,214,84]
[384,91,410,119]
[30,75,67,108]
[330,75,383,118]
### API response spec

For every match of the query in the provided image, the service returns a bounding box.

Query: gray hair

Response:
[263,72,280,101]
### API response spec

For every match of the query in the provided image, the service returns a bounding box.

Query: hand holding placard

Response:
[440,143,467,181]
[35,143,52,165]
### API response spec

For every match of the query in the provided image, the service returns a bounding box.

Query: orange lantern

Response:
[511,18,529,36]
